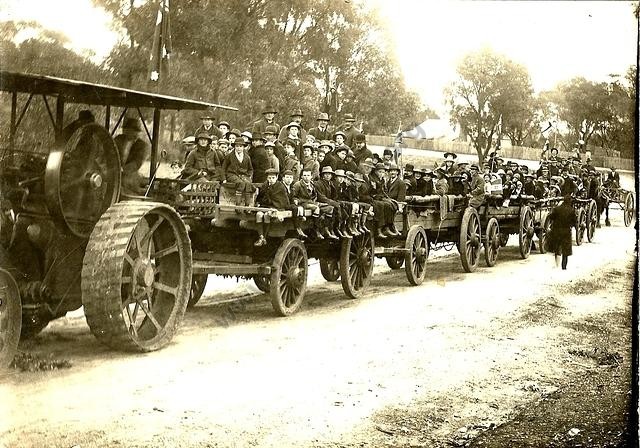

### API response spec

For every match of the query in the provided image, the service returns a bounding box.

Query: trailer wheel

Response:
[253,275,271,293]
[319,259,340,282]
[404,225,428,286]
[385,256,404,270]
[483,218,500,267]
[518,206,535,259]
[459,207,481,273]
[340,232,374,299]
[0,269,21,369]
[270,238,307,316]
[575,208,586,246]
[624,192,634,227]
[539,216,551,254]
[82,201,191,352]
[45,123,121,239]
[586,199,597,242]
[187,274,208,308]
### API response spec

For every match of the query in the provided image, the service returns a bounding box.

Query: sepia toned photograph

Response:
[0,1,637,447]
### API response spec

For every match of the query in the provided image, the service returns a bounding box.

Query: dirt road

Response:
[1,212,635,448]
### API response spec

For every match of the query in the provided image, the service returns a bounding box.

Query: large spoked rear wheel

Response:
[459,207,481,273]
[82,201,192,352]
[404,225,428,286]
[319,258,340,282]
[575,209,586,246]
[586,199,597,242]
[45,123,121,239]
[624,192,634,227]
[539,216,551,254]
[187,274,208,308]
[518,205,535,259]
[386,256,404,270]
[0,269,21,369]
[340,233,374,299]
[254,275,271,293]
[484,217,500,267]
[270,239,308,316]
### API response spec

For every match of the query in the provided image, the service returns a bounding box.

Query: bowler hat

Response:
[383,148,393,156]
[354,133,366,143]
[405,163,415,171]
[317,112,330,121]
[343,113,356,122]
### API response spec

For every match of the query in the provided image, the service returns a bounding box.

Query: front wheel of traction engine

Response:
[0,269,21,368]
[82,201,192,352]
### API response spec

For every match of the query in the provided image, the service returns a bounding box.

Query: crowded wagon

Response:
[0,70,633,369]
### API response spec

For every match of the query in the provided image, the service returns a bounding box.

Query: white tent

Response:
[401,119,457,140]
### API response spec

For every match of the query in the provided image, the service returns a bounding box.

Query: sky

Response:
[0,0,637,116]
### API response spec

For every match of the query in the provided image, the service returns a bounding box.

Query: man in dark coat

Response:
[308,112,332,141]
[468,164,486,208]
[61,109,95,142]
[352,133,373,165]
[194,110,222,139]
[252,105,280,136]
[337,113,359,148]
[548,195,577,270]
[249,132,270,183]
[114,117,150,195]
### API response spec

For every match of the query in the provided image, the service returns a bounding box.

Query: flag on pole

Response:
[149,0,172,82]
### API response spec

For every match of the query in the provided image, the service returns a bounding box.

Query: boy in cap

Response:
[217,121,231,139]
[333,144,350,172]
[222,137,255,206]
[254,168,284,246]
[301,143,320,180]
[293,169,338,240]
[315,166,349,238]
[282,139,301,181]
[182,132,220,181]
[248,132,269,183]
[114,117,150,195]
[265,141,280,173]
[282,122,303,160]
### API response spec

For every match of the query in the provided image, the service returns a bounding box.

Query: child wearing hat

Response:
[282,139,301,181]
[301,143,320,180]
[293,169,339,241]
[182,132,220,181]
[221,137,255,206]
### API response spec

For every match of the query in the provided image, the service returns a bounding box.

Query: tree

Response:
[445,48,534,164]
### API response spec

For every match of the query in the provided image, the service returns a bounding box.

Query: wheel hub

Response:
[526,226,535,238]
[287,267,302,287]
[470,234,480,247]
[89,172,103,188]
[134,259,155,288]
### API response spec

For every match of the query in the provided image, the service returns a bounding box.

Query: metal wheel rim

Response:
[273,244,307,313]
[121,209,187,345]
[485,219,499,266]
[576,210,585,244]
[587,201,597,241]
[519,207,534,258]
[0,269,21,368]
[405,227,428,284]
[349,234,373,291]
[460,208,481,271]
[624,193,634,226]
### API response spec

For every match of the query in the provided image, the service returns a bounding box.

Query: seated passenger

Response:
[182,132,220,181]
[114,117,150,195]
[222,137,255,206]
[292,169,337,240]
[434,168,449,196]
[468,164,485,208]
